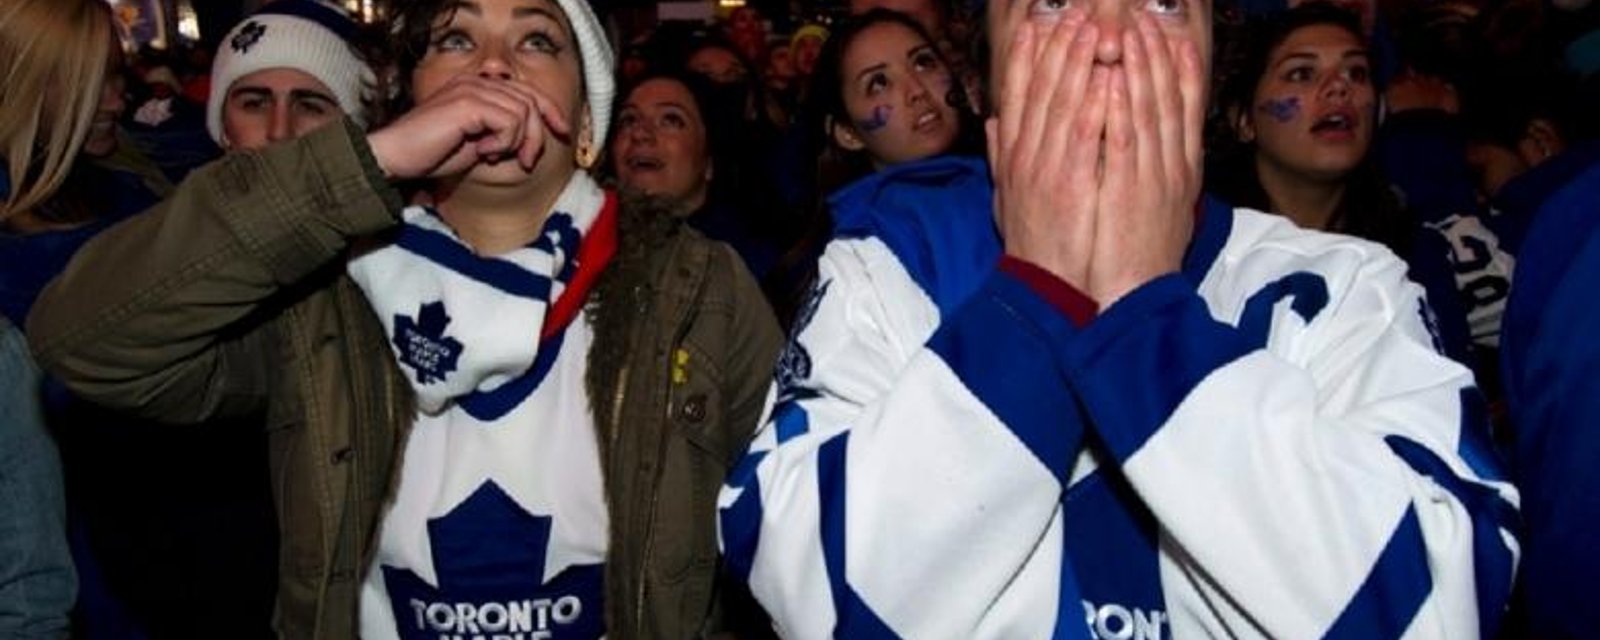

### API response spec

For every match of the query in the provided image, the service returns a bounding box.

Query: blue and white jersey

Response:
[718,156,1520,639]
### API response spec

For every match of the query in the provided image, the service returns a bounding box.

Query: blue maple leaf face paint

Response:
[1257,96,1301,123]
[856,104,892,132]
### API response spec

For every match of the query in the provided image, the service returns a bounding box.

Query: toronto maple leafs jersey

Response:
[718,156,1521,639]
[351,179,612,640]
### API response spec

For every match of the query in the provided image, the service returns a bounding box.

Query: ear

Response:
[1229,103,1255,143]
[1522,118,1564,162]
[826,114,867,152]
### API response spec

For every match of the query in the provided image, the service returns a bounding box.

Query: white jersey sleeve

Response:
[719,236,1092,639]
[1069,210,1519,638]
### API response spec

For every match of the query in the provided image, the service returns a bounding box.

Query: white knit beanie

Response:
[552,0,616,145]
[207,0,374,145]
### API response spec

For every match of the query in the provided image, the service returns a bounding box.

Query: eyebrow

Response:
[855,63,888,83]
[445,0,561,21]
[1277,48,1370,64]
[906,44,936,59]
[228,87,336,102]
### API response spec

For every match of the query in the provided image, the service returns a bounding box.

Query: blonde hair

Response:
[0,0,113,222]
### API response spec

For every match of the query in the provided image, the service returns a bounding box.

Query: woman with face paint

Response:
[1210,2,1485,369]
[718,0,1519,634]
[811,9,980,182]
[1212,2,1404,248]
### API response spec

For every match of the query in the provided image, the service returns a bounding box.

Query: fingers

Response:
[1173,38,1206,182]
[1136,14,1184,188]
[1032,16,1101,185]
[995,21,1036,176]
[1100,66,1133,201]
[1021,14,1093,179]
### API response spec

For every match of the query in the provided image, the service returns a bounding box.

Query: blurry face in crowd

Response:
[726,8,768,61]
[766,45,795,84]
[221,68,340,151]
[832,20,959,167]
[850,0,944,40]
[1243,24,1374,182]
[986,0,1213,120]
[792,34,826,77]
[612,78,712,210]
[688,45,749,84]
[1465,120,1563,200]
[82,47,127,158]
[411,0,586,186]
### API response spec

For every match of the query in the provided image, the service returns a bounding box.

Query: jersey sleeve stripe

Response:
[1385,434,1519,638]
[818,432,901,639]
[1321,507,1432,640]
[1066,275,1255,463]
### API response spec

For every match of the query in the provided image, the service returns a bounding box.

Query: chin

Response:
[464,160,539,186]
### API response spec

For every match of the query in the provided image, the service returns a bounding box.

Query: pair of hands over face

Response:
[367,75,571,183]
[988,10,1206,308]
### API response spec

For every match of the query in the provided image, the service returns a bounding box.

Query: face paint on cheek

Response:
[856,104,892,132]
[1257,96,1301,123]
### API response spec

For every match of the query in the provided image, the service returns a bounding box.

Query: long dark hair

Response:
[1208,1,1412,256]
[806,8,983,191]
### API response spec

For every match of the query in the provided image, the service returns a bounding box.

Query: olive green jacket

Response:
[27,120,782,639]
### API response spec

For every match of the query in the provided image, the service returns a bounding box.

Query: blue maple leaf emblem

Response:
[774,279,830,399]
[382,481,605,639]
[393,301,463,385]
[230,21,266,53]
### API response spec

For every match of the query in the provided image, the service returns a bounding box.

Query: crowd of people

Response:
[2,0,1598,636]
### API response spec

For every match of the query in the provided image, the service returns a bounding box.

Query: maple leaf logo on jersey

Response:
[774,279,830,399]
[382,481,605,639]
[230,21,266,53]
[393,301,463,385]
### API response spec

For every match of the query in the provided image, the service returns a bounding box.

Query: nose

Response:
[476,42,515,81]
[1090,4,1131,65]
[268,103,292,143]
[906,74,933,106]
[1320,74,1351,102]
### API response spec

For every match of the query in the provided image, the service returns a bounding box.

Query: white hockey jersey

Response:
[717,156,1520,640]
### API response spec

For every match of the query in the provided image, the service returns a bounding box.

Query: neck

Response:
[1254,152,1345,231]
[431,171,575,256]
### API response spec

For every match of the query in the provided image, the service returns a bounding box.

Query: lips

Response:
[623,154,664,172]
[911,108,943,133]
[1310,107,1359,140]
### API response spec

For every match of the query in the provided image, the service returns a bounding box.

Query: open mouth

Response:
[913,109,941,131]
[1310,110,1357,136]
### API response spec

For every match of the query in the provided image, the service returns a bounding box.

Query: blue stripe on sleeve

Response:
[1067,275,1255,463]
[1322,507,1433,640]
[926,271,1085,483]
[719,450,768,584]
[1385,434,1519,639]
[396,224,553,300]
[818,433,900,639]
[773,400,811,444]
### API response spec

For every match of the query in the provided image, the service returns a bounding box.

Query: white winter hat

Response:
[207,0,374,145]
[552,0,617,145]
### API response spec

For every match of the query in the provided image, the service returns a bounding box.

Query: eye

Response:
[295,98,331,116]
[234,95,267,112]
[1032,0,1072,14]
[1284,66,1314,83]
[1346,64,1370,84]
[432,30,473,52]
[617,111,640,130]
[911,51,942,72]
[864,72,889,96]
[1143,0,1185,15]
[520,29,563,55]
[661,112,688,130]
